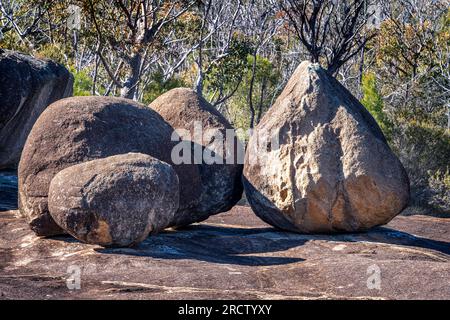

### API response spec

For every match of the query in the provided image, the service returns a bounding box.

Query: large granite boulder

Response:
[19,96,201,236]
[0,49,73,169]
[48,153,179,247]
[149,88,243,227]
[243,61,410,233]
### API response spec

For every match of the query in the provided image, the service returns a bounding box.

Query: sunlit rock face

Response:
[243,61,410,233]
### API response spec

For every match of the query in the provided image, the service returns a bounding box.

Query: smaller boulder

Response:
[48,153,179,247]
[149,88,243,227]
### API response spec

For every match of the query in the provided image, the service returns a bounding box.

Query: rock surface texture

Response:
[243,61,410,233]
[19,96,200,236]
[0,49,73,169]
[48,153,179,247]
[150,88,243,227]
[0,206,448,299]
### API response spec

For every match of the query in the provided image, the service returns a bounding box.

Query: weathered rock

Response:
[19,96,201,236]
[47,153,179,247]
[243,61,410,233]
[0,206,448,300]
[0,49,73,169]
[150,88,243,227]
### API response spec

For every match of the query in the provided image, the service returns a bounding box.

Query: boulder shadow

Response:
[51,215,449,267]
[242,177,450,257]
[96,224,306,267]
[0,169,18,211]
[353,226,450,256]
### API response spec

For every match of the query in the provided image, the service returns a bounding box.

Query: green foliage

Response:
[246,54,280,86]
[142,71,187,105]
[394,120,450,183]
[370,5,449,213]
[171,10,202,43]
[361,72,391,138]
[225,54,281,132]
[0,31,29,53]
[35,43,67,64]
[69,66,92,96]
[386,95,450,213]
[427,168,450,213]
[205,36,253,100]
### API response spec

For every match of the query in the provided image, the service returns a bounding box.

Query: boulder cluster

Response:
[8,50,410,247]
[18,90,243,246]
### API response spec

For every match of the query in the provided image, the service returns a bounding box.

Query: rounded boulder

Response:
[0,49,73,169]
[48,153,179,247]
[149,88,243,227]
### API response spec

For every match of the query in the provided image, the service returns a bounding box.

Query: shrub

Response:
[390,119,450,213]
[361,72,392,138]
[427,169,450,213]
[69,66,93,96]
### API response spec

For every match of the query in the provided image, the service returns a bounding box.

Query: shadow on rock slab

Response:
[0,248,13,272]
[93,222,449,265]
[366,227,450,256]
[96,225,307,266]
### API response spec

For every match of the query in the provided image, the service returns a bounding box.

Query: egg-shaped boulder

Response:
[243,61,410,233]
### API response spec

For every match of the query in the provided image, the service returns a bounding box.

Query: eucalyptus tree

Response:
[0,0,44,46]
[276,0,377,74]
[239,0,283,128]
[74,0,197,100]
